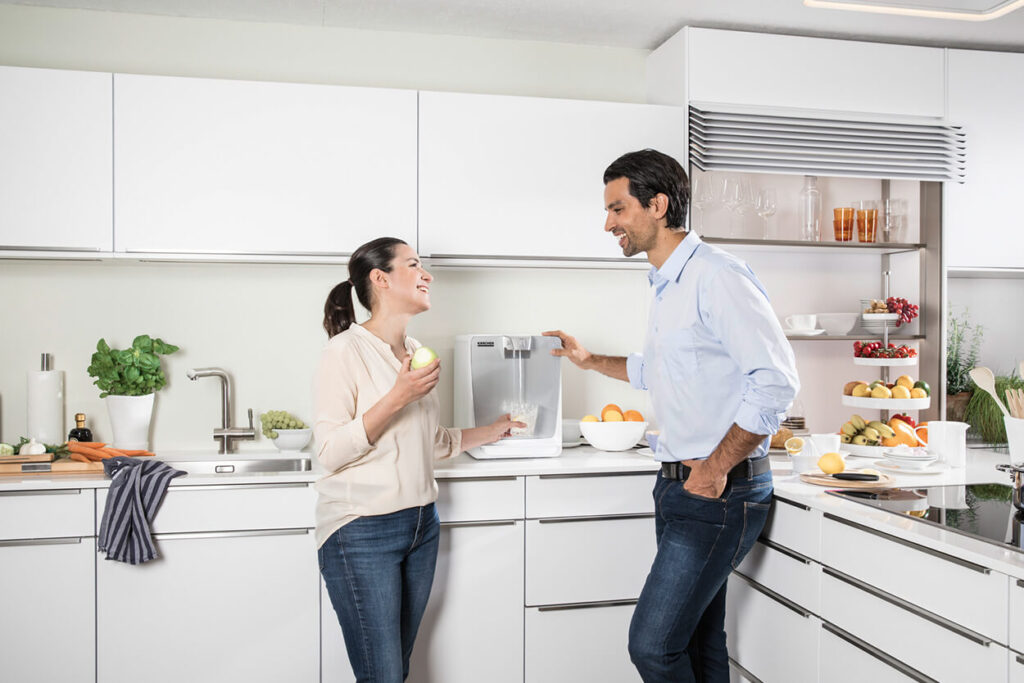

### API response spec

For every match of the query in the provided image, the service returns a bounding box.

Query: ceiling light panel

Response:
[804,0,1024,20]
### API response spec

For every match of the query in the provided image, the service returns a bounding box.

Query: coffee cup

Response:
[785,314,817,331]
[808,433,841,455]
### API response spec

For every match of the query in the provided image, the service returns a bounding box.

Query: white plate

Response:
[785,328,825,336]
[852,357,918,367]
[561,441,584,448]
[841,395,931,410]
[873,460,950,475]
[636,447,654,457]
[844,443,888,458]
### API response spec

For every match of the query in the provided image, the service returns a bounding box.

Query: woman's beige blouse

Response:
[312,323,462,548]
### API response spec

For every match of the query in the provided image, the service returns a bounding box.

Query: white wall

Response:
[948,278,1024,378]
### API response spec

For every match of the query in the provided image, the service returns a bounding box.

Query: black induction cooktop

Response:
[828,484,1024,553]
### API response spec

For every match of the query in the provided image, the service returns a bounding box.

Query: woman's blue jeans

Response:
[628,467,773,683]
[319,503,440,683]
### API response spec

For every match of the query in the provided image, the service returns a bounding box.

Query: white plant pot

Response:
[105,393,155,451]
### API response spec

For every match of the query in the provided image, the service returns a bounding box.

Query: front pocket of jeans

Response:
[677,482,727,505]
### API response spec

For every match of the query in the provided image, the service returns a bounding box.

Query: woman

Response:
[314,237,518,683]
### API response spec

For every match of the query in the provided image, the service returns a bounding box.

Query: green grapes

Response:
[260,410,308,439]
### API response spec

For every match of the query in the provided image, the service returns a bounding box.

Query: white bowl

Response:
[272,428,312,453]
[816,312,858,336]
[579,421,647,452]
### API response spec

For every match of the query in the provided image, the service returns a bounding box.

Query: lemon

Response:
[870,384,893,399]
[603,411,624,422]
[859,468,880,477]
[581,415,599,422]
[891,385,911,399]
[818,452,845,475]
[784,436,804,455]
[896,375,915,390]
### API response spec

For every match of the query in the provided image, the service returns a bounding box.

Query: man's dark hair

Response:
[603,149,690,230]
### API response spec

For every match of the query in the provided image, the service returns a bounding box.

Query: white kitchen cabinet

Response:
[1013,650,1024,683]
[725,572,820,683]
[819,622,922,683]
[418,91,685,259]
[761,495,822,562]
[0,66,112,252]
[525,602,640,683]
[1011,577,1024,654]
[734,537,820,615]
[652,27,945,118]
[945,49,1024,270]
[113,73,417,256]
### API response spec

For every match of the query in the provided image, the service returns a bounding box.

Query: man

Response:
[544,149,799,683]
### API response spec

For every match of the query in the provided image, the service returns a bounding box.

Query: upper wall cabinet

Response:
[676,28,945,118]
[0,66,113,252]
[418,92,685,260]
[944,49,1024,271]
[114,74,417,255]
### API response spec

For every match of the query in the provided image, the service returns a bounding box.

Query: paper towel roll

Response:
[27,370,64,445]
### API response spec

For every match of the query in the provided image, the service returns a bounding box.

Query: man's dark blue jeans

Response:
[628,466,773,683]
[319,503,440,683]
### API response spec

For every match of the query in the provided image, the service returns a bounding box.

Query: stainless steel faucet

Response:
[186,367,256,454]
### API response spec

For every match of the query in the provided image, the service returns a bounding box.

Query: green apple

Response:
[410,346,438,370]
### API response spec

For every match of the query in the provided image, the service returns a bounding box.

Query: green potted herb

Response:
[87,335,179,450]
[964,373,1024,444]
[946,310,983,422]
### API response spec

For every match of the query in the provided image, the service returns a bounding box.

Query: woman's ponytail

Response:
[323,280,356,338]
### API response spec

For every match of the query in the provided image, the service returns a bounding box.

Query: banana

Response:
[850,414,867,431]
[852,435,868,445]
[862,427,880,441]
[840,434,853,444]
[868,421,895,438]
[841,422,858,436]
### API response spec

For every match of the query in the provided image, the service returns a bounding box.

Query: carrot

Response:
[68,444,114,460]
[120,450,154,457]
[100,447,128,457]
[69,452,91,463]
[67,442,106,449]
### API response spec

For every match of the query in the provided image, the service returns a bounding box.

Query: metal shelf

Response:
[703,236,924,255]
[786,334,925,341]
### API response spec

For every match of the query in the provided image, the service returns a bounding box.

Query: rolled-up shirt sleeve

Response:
[312,346,374,472]
[702,265,800,436]
[434,426,463,460]
[626,352,648,391]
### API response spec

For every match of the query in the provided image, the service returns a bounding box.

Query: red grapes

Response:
[886,296,919,327]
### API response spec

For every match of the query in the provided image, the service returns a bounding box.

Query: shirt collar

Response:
[648,231,702,288]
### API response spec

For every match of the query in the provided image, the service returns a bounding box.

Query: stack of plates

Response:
[876,449,943,473]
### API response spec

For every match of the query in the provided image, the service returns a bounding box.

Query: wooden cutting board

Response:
[0,452,56,464]
[799,471,893,488]
[0,459,105,476]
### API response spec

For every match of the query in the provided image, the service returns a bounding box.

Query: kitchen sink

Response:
[165,458,313,475]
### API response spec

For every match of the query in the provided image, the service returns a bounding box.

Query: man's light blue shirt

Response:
[626,232,800,462]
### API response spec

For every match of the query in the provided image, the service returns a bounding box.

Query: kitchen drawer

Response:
[725,572,820,683]
[436,476,524,523]
[819,622,924,683]
[525,602,641,683]
[0,488,94,540]
[761,495,821,561]
[525,516,655,606]
[525,471,655,518]
[821,567,1006,682]
[822,513,1008,643]
[734,537,820,615]
[1011,577,1024,654]
[97,481,315,534]
[1012,650,1024,683]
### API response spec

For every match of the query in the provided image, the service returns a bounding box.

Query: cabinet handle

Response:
[0,245,102,252]
[1016,654,1024,667]
[0,488,83,497]
[757,537,812,565]
[823,513,990,574]
[441,476,519,482]
[773,495,810,511]
[440,520,518,529]
[169,482,310,492]
[537,471,656,480]
[152,528,309,541]
[732,570,811,618]
[1016,579,1024,589]
[822,566,992,646]
[537,598,638,612]
[822,621,938,683]
[537,513,655,524]
[0,536,83,547]
[727,657,764,683]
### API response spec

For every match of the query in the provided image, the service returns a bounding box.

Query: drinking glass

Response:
[721,176,750,237]
[755,188,777,239]
[690,174,714,232]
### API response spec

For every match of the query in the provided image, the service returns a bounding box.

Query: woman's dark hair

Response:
[323,237,407,338]
[603,149,690,230]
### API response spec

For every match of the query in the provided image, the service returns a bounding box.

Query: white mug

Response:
[785,314,817,331]
[926,421,969,468]
[808,433,841,455]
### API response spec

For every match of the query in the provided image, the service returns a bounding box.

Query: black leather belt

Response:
[661,456,770,482]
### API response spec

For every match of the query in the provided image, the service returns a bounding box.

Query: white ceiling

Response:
[4,0,1024,51]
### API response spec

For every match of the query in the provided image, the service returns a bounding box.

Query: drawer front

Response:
[526,472,655,518]
[735,537,820,614]
[725,573,819,683]
[1012,650,1024,683]
[1011,578,1024,654]
[97,482,315,534]
[821,569,1006,682]
[525,603,641,683]
[436,476,524,523]
[525,516,655,606]
[0,488,94,540]
[762,495,821,561]
[822,513,1008,643]
[819,622,921,683]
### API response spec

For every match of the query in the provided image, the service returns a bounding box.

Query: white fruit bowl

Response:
[272,428,312,453]
[579,421,647,452]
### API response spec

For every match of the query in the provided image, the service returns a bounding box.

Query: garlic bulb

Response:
[19,438,47,456]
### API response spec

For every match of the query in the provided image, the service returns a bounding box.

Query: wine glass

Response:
[690,174,714,232]
[721,176,748,237]
[755,188,777,240]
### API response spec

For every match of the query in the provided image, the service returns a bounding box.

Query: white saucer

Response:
[785,328,825,336]
[636,447,654,457]
[873,459,950,475]
[561,441,584,449]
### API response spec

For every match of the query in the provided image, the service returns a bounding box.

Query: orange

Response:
[603,411,624,422]
[623,410,645,422]
[601,404,622,417]
[581,415,599,422]
[915,425,928,445]
[881,436,901,448]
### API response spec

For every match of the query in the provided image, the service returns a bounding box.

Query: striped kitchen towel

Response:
[98,456,186,565]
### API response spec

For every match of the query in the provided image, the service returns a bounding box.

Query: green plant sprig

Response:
[947,310,983,395]
[964,374,1024,444]
[87,335,179,398]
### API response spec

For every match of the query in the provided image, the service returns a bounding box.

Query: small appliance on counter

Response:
[454,334,562,459]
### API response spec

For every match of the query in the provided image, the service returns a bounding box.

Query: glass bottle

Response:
[799,175,822,241]
[68,413,93,443]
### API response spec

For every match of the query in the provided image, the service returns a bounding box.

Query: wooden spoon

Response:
[970,366,1010,417]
